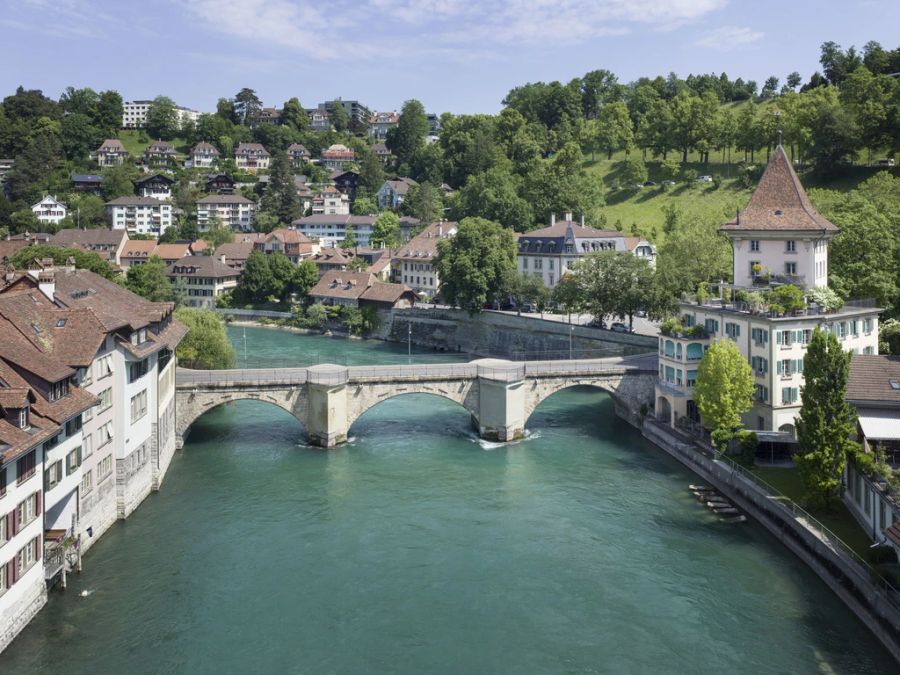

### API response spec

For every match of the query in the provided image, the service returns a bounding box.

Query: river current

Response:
[1,327,894,673]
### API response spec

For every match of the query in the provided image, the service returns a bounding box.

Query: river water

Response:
[1,327,894,673]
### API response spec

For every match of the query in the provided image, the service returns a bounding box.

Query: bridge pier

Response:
[306,365,349,448]
[476,360,526,442]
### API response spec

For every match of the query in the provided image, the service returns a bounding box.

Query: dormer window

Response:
[49,380,68,402]
[18,405,29,429]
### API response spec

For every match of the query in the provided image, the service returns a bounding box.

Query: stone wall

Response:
[116,441,153,519]
[78,466,118,554]
[380,308,657,358]
[0,577,46,654]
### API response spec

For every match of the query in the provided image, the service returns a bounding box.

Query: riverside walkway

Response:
[175,353,658,447]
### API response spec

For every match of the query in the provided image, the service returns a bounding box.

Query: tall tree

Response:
[146,96,180,140]
[329,102,349,132]
[125,255,173,302]
[357,148,384,196]
[387,99,429,166]
[795,328,857,508]
[434,217,516,314]
[235,249,273,304]
[234,88,262,125]
[281,97,309,131]
[370,211,402,249]
[693,339,755,451]
[261,150,300,224]
[402,182,442,224]
[593,101,634,159]
[293,259,319,301]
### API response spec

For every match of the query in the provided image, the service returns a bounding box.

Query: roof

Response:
[235,143,270,156]
[145,141,176,154]
[287,143,310,155]
[191,142,220,155]
[847,355,900,405]
[215,241,255,262]
[267,229,312,245]
[196,194,255,205]
[521,221,621,240]
[380,177,417,195]
[395,221,458,261]
[372,143,390,154]
[720,145,839,233]
[134,173,174,186]
[312,248,354,265]
[168,256,240,279]
[121,240,158,258]
[50,228,128,248]
[153,243,192,260]
[321,144,355,158]
[105,195,172,206]
[97,139,127,153]
[310,271,413,304]
[72,174,103,183]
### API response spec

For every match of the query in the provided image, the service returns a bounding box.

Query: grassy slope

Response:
[117,130,191,158]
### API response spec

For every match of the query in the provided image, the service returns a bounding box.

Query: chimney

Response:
[65,256,76,273]
[220,254,227,264]
[580,215,585,227]
[551,213,556,226]
[38,269,55,301]
[564,212,573,222]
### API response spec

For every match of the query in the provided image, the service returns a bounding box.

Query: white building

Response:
[311,187,350,215]
[392,221,458,299]
[123,100,201,129]
[517,214,656,288]
[167,256,240,309]
[234,143,270,173]
[654,145,881,436]
[188,142,219,169]
[196,194,257,232]
[106,196,174,237]
[31,196,67,226]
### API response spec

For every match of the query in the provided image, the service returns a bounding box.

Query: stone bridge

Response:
[174,354,658,448]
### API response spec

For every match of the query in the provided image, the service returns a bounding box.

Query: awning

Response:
[857,408,900,441]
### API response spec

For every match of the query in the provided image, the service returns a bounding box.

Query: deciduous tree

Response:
[125,255,173,302]
[693,339,755,451]
[174,308,236,369]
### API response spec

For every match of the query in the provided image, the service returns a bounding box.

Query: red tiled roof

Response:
[848,355,900,404]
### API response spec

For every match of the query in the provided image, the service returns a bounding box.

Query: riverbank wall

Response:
[641,420,900,663]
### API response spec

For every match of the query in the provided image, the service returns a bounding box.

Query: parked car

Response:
[874,158,895,167]
[642,180,657,187]
[696,175,713,183]
[661,179,676,186]
[610,322,634,333]
[587,318,607,329]
[520,303,536,313]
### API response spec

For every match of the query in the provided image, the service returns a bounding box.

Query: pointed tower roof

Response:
[720,145,838,233]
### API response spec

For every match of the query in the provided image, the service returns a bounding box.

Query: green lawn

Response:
[750,466,873,558]
[117,130,191,158]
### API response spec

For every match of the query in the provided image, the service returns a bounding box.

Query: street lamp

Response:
[569,324,574,360]
[408,323,412,358]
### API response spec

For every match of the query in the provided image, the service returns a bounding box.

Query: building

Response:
[320,99,371,128]
[234,143,270,173]
[254,229,316,264]
[372,143,391,163]
[310,247,354,275]
[93,139,128,167]
[0,263,185,651]
[376,177,417,210]
[332,170,359,194]
[134,173,174,201]
[293,214,421,249]
[309,271,416,309]
[177,106,201,127]
[311,187,350,215]
[167,256,239,309]
[287,143,310,166]
[306,107,331,132]
[72,174,104,195]
[120,239,158,268]
[249,107,281,128]
[49,229,129,267]
[393,221,457,299]
[369,112,399,139]
[121,100,153,129]
[516,214,656,288]
[143,141,177,167]
[654,144,881,436]
[106,197,174,237]
[320,144,355,172]
[188,142,219,169]
[31,196,67,226]
[214,239,258,272]
[196,194,257,232]
[204,173,235,195]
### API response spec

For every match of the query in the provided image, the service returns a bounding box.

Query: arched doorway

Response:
[656,396,673,427]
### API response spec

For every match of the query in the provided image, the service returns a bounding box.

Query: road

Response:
[486,309,660,337]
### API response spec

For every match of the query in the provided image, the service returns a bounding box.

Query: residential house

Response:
[295,176,313,213]
[249,107,281,128]
[393,221,457,299]
[188,143,219,169]
[120,239,157,268]
[72,174,104,195]
[106,196,174,237]
[654,144,881,438]
[516,214,656,288]
[93,140,128,167]
[31,196,67,226]
[254,229,316,264]
[320,144,355,171]
[49,229,129,267]
[152,243,193,265]
[369,112,399,140]
[143,141,177,168]
[196,194,257,232]
[234,143,270,173]
[310,247,355,275]
[843,355,900,552]
[332,170,359,194]
[312,187,350,215]
[214,240,257,272]
[167,256,240,309]
[376,177,417,210]
[309,271,416,309]
[287,144,310,166]
[134,173,174,201]
[306,106,331,132]
[372,143,391,163]
[204,173,235,195]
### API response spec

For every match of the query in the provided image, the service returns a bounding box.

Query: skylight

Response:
[891,380,900,391]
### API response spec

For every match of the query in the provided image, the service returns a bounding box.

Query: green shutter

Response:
[776,360,782,374]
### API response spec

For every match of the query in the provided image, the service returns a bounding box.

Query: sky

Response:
[1,0,898,116]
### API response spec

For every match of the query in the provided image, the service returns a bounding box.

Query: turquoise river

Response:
[0,326,895,673]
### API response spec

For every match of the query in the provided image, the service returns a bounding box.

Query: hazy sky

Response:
[2,0,897,115]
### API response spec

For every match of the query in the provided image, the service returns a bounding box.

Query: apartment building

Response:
[654,145,881,436]
[311,187,350,215]
[122,100,200,129]
[196,195,257,232]
[106,196,174,237]
[167,256,240,309]
[392,221,457,299]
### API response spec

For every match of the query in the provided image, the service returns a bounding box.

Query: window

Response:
[98,454,113,481]
[777,359,804,377]
[750,240,760,252]
[96,354,114,379]
[775,331,793,347]
[785,262,797,276]
[704,318,719,334]
[686,370,697,388]
[725,322,740,339]
[751,327,769,345]
[49,380,69,402]
[80,366,92,386]
[45,460,64,490]
[98,387,112,413]
[128,359,149,383]
[16,450,36,485]
[755,384,769,402]
[130,390,148,423]
[0,467,5,497]
[81,469,93,495]
[781,386,799,404]
[66,447,82,475]
[864,346,875,355]
[98,421,114,447]
[83,432,94,459]
[750,356,768,374]
[66,416,82,437]
[17,492,38,526]
[786,240,796,253]
[864,318,873,334]
[18,406,28,429]
[0,509,6,545]
[16,537,39,576]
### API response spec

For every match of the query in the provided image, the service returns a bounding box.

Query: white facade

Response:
[196,196,257,232]
[122,100,152,129]
[311,190,350,215]
[731,234,830,288]
[107,198,174,237]
[31,196,67,226]
[295,216,375,248]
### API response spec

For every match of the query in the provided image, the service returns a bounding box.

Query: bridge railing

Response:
[177,368,310,386]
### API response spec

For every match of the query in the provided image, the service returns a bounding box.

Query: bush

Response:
[768,284,806,313]
[806,286,844,312]
[660,318,683,336]
[736,429,758,465]
[868,545,899,565]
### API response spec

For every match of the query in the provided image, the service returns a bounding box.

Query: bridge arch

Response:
[345,380,480,431]
[176,388,308,445]
[523,378,621,424]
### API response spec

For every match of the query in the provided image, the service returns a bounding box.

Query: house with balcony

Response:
[320,144,355,171]
[204,173,235,195]
[93,139,128,166]
[372,143,392,163]
[167,256,239,309]
[654,143,881,437]
[516,214,656,288]
[311,187,350,215]
[143,141,177,168]
[249,107,281,128]
[287,143,310,166]
[30,196,67,226]
[369,111,399,139]
[196,194,257,232]
[234,143,270,173]
[376,177,417,210]
[106,196,174,237]
[392,221,458,299]
[306,106,331,131]
[254,229,316,264]
[188,142,219,169]
[72,174,104,196]
[134,173,174,201]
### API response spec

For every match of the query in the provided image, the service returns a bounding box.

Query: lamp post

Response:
[569,324,574,360]
[408,323,412,358]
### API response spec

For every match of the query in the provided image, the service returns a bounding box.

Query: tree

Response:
[146,96,181,140]
[125,255,173,302]
[205,216,235,251]
[761,76,780,99]
[9,244,116,279]
[6,132,63,203]
[329,102,349,132]
[293,260,319,301]
[387,99,429,166]
[552,273,584,319]
[795,328,857,508]
[593,101,634,159]
[370,211,402,249]
[693,340,755,451]
[357,148,384,196]
[173,308,236,369]
[235,250,272,305]
[568,251,653,326]
[434,217,516,314]
[101,164,140,200]
[655,216,732,295]
[281,97,308,131]
[402,182,442,224]
[451,166,533,231]
[786,72,803,91]
[260,150,300,224]
[340,224,358,250]
[234,88,262,125]
[267,251,296,302]
[507,272,550,310]
[351,195,377,216]
[879,319,900,355]
[620,156,648,186]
